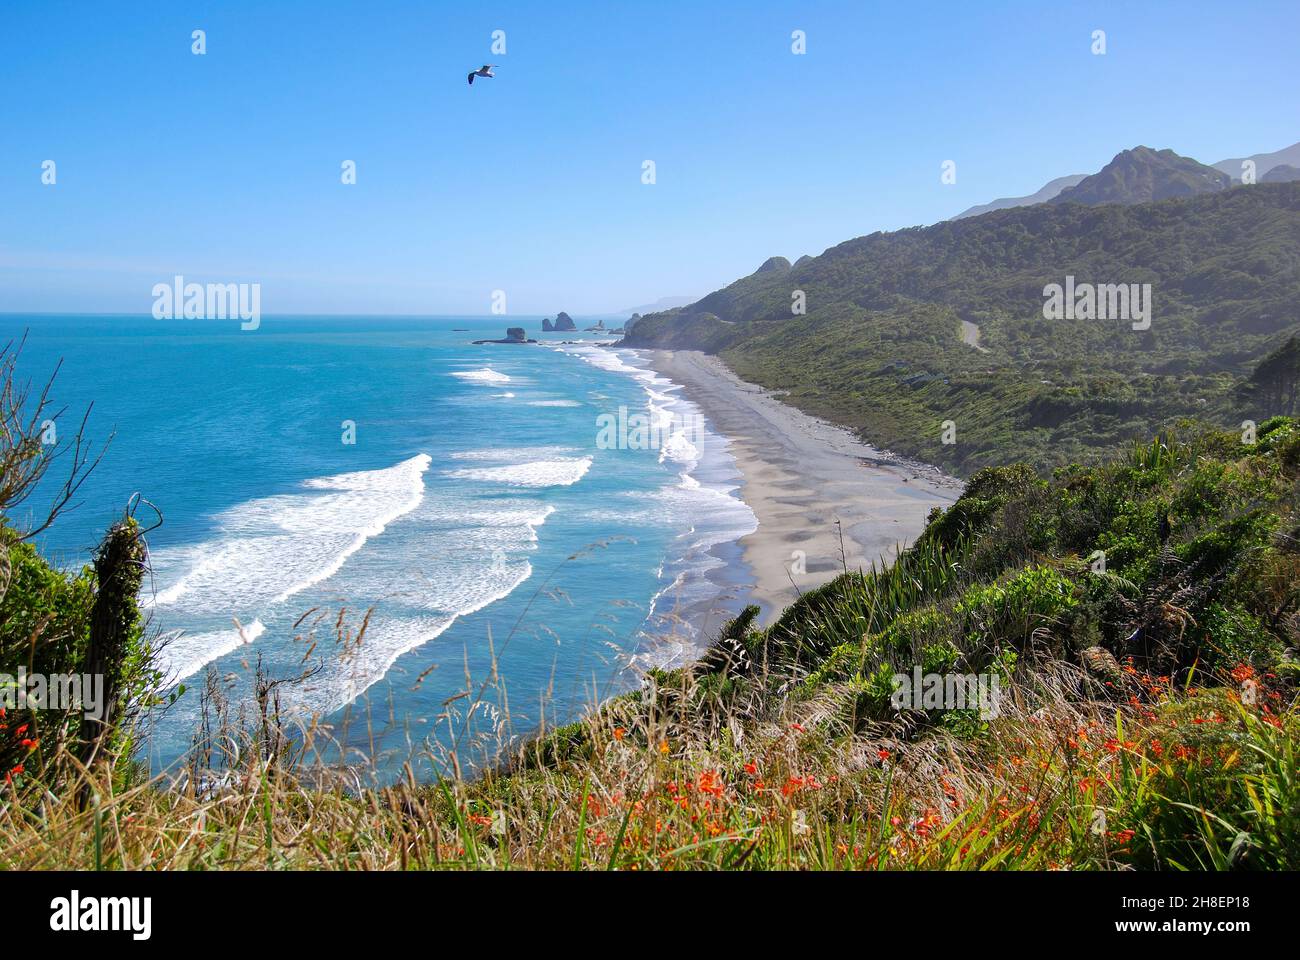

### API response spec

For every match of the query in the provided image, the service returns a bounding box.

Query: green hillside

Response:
[625,181,1300,475]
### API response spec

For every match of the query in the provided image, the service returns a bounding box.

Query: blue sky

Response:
[2,0,1297,316]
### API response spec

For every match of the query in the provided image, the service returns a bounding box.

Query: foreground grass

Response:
[2,669,1294,870]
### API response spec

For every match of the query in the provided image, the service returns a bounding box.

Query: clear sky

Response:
[2,0,1297,316]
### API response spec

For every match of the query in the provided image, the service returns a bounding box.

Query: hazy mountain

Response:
[951,174,1087,220]
[1262,164,1300,184]
[617,295,696,317]
[952,140,1300,220]
[1049,146,1231,206]
[1212,141,1300,182]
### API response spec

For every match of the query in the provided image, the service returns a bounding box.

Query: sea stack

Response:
[473,327,536,345]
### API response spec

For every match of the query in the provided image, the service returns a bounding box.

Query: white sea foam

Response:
[149,454,430,612]
[149,477,556,721]
[527,399,581,407]
[445,457,592,488]
[288,564,531,713]
[157,619,266,684]
[449,446,577,461]
[555,342,758,663]
[452,368,512,384]
[276,503,554,714]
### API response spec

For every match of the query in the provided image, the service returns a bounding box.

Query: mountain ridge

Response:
[952,140,1299,221]
[1048,146,1230,206]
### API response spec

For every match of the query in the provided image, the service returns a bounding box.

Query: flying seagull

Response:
[467,64,497,86]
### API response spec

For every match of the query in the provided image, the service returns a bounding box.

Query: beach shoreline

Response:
[638,349,963,626]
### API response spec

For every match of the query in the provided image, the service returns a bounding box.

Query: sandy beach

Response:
[643,350,963,625]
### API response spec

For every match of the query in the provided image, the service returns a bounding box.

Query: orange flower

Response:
[1230,663,1255,684]
[743,760,757,776]
[613,727,626,741]
[658,740,669,754]
[877,748,891,761]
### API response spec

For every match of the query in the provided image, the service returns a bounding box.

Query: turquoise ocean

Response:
[2,315,757,779]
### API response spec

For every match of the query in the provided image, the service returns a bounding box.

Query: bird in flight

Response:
[467,65,497,86]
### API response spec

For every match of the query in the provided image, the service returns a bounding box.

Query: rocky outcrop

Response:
[553,311,577,331]
[473,327,536,345]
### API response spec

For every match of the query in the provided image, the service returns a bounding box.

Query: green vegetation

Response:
[0,340,153,790]
[626,181,1300,476]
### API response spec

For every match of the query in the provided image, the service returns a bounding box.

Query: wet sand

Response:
[643,350,963,625]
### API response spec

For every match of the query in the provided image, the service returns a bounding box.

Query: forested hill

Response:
[623,181,1300,475]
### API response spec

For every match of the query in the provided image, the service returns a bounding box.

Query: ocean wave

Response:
[157,619,266,684]
[275,504,553,714]
[148,482,555,720]
[148,455,431,612]
[449,446,578,461]
[452,367,512,384]
[445,457,592,488]
[555,342,759,662]
[287,564,531,714]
